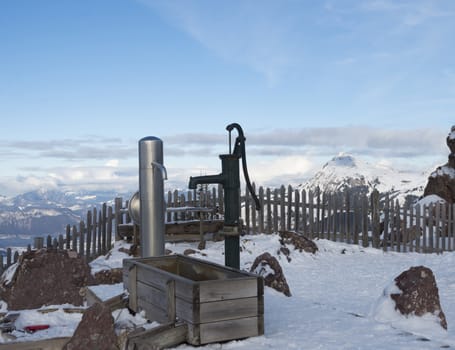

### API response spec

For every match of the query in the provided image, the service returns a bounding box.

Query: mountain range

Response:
[0,189,131,239]
[0,153,430,239]
[300,153,428,205]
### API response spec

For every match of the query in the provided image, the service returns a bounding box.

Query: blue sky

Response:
[0,0,454,196]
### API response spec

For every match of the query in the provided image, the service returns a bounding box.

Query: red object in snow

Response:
[24,324,50,333]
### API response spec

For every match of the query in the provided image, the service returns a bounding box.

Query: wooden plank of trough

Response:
[199,278,258,302]
[135,263,196,302]
[126,322,188,350]
[128,265,138,311]
[0,337,71,350]
[136,281,169,323]
[199,297,259,323]
[199,316,261,345]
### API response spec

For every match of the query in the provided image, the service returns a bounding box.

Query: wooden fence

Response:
[244,185,455,254]
[0,187,224,272]
[2,184,454,272]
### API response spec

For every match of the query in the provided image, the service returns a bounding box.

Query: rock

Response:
[279,231,318,254]
[390,266,447,330]
[250,252,291,297]
[93,268,123,285]
[424,125,455,204]
[183,248,197,256]
[0,249,94,310]
[63,302,119,350]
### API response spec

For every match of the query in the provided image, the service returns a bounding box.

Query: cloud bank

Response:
[0,126,449,196]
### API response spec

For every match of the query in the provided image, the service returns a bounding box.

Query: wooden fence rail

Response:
[1,184,454,273]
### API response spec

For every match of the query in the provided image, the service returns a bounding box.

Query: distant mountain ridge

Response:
[0,189,131,237]
[0,153,428,237]
[300,153,427,205]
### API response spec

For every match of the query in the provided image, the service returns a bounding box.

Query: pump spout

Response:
[188,174,225,189]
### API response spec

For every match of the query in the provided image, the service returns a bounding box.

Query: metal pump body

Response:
[188,123,260,269]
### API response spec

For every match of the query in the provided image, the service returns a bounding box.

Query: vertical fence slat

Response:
[273,189,278,233]
[280,186,286,232]
[308,190,314,239]
[415,204,421,253]
[107,206,113,251]
[301,190,306,236]
[266,188,272,234]
[86,210,92,259]
[294,189,300,233]
[251,183,257,234]
[287,185,292,231]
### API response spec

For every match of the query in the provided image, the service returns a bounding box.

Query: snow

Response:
[88,283,124,302]
[431,165,455,179]
[301,153,427,203]
[415,194,446,206]
[89,240,131,274]
[3,235,455,348]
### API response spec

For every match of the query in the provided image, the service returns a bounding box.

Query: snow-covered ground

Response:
[2,235,455,349]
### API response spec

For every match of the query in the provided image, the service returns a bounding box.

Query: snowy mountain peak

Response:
[324,152,357,168]
[301,153,427,205]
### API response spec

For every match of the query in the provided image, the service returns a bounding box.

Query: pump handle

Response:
[226,123,261,211]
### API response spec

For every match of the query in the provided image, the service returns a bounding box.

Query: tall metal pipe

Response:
[139,136,166,257]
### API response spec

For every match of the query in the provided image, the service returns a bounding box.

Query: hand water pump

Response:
[188,123,261,269]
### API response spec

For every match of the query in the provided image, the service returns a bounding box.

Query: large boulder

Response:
[391,266,447,330]
[424,125,455,204]
[0,249,94,310]
[250,252,291,297]
[63,302,119,350]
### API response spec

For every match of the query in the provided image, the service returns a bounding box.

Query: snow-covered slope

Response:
[301,153,427,204]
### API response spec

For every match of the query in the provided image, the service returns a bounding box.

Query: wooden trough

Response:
[123,254,264,347]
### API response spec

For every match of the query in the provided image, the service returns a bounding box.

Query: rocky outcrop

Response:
[0,249,94,310]
[63,302,119,350]
[424,125,455,204]
[250,252,291,297]
[390,266,447,330]
[279,231,318,254]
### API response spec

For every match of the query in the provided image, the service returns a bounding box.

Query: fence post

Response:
[86,210,92,259]
[266,188,272,234]
[321,192,327,239]
[107,206,113,250]
[251,183,257,234]
[362,195,368,247]
[98,210,103,255]
[92,207,98,256]
[273,188,279,233]
[308,190,314,239]
[245,184,250,234]
[301,190,307,236]
[72,225,78,252]
[371,190,380,248]
[114,197,123,240]
[58,234,64,251]
[286,185,293,231]
[79,221,85,258]
[316,187,321,238]
[102,203,107,254]
[6,248,11,267]
[258,186,264,234]
[428,203,434,253]
[34,237,44,250]
[415,204,421,253]
[294,189,300,233]
[66,225,71,250]
[280,185,286,232]
[47,235,52,249]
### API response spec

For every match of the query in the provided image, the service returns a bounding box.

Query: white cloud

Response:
[105,159,120,167]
